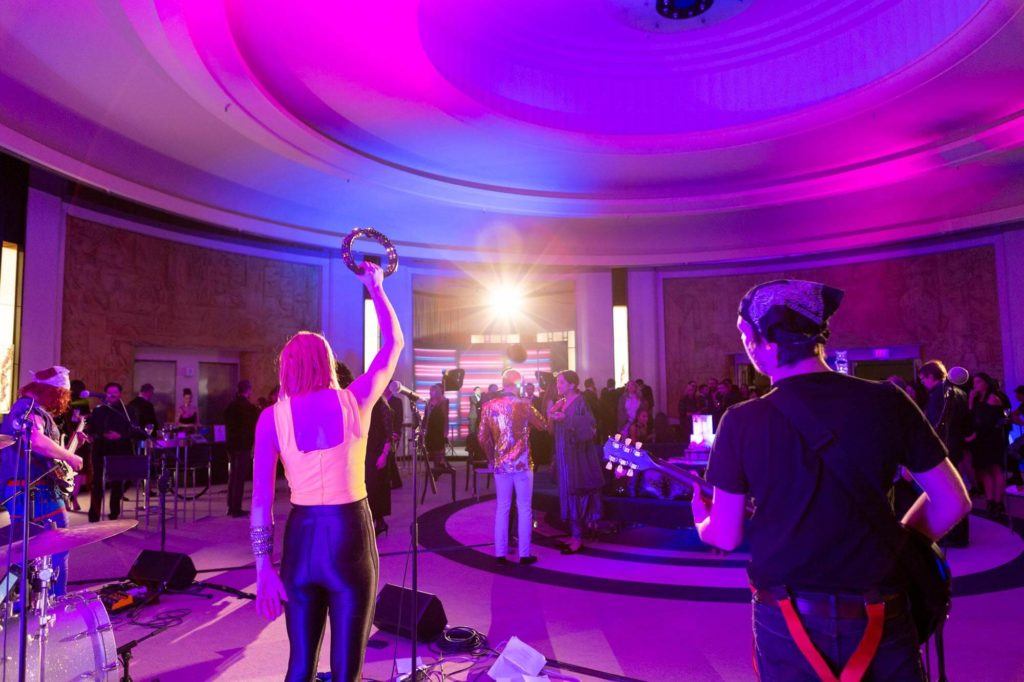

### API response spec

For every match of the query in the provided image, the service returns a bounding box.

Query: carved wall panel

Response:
[663,246,1002,415]
[62,217,321,400]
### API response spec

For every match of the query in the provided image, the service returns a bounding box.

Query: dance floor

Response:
[6,470,1024,681]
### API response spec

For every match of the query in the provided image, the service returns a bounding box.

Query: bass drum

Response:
[1,590,119,680]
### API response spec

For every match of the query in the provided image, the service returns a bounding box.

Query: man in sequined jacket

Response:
[478,369,547,566]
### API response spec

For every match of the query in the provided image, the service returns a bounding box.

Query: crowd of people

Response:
[889,361,1023,521]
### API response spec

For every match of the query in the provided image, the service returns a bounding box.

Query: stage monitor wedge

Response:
[374,583,448,641]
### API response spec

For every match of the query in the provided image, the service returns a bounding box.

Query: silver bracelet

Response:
[250,524,274,558]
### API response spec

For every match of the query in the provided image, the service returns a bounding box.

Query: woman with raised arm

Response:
[248,261,404,682]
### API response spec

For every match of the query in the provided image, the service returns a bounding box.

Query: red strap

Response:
[776,597,888,682]
[778,598,839,682]
[839,602,886,682]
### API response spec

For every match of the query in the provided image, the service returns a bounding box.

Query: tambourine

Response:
[341,228,399,277]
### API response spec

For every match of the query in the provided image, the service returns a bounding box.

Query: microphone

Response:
[79,390,104,399]
[947,366,969,387]
[388,381,423,402]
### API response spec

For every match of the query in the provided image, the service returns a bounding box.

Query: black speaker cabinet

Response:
[442,368,465,392]
[129,550,197,590]
[373,584,447,641]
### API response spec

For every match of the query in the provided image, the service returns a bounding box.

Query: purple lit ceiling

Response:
[1,1,1023,265]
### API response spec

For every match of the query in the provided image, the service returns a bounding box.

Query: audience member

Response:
[128,383,159,435]
[424,383,450,470]
[177,387,198,427]
[627,407,654,444]
[224,379,260,517]
[478,369,546,565]
[967,372,1010,515]
[85,382,139,522]
[636,378,655,412]
[1009,385,1024,485]
[677,381,701,427]
[467,386,483,461]
[617,380,645,434]
[548,370,604,555]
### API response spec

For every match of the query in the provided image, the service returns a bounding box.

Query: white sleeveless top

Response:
[272,388,367,505]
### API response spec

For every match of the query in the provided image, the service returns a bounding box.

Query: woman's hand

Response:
[64,454,84,472]
[255,566,288,621]
[356,260,385,291]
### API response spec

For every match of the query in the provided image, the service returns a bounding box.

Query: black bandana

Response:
[739,279,844,346]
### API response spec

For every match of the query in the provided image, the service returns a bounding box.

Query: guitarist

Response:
[692,280,971,681]
[0,366,85,597]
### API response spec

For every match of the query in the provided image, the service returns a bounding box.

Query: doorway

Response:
[199,362,238,425]
[133,360,177,425]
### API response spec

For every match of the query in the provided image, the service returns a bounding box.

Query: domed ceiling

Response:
[1,0,1023,265]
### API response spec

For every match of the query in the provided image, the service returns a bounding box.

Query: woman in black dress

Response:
[424,383,450,470]
[966,372,1010,514]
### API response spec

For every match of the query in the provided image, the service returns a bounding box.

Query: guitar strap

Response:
[762,388,902,681]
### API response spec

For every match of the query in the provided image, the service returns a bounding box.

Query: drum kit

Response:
[0,518,136,681]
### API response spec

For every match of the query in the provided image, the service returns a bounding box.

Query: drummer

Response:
[0,366,85,596]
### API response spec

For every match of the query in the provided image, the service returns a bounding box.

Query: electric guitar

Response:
[51,418,87,496]
[602,436,757,515]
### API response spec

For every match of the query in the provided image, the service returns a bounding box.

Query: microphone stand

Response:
[15,399,36,682]
[406,400,425,682]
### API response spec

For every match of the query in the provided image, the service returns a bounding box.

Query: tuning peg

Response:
[615,464,625,476]
[635,441,643,450]
[605,461,614,470]
[614,434,622,442]
[624,438,632,447]
[626,467,635,478]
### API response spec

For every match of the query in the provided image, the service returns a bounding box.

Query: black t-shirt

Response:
[705,371,947,592]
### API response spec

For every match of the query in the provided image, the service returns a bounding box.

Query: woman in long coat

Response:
[549,370,605,554]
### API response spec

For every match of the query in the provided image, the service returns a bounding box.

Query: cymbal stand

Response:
[32,553,55,681]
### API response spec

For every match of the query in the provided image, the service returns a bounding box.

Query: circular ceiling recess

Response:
[415,0,989,136]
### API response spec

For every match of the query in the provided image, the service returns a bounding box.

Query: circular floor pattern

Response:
[417,495,1024,603]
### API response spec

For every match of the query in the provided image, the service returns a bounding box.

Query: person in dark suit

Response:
[224,379,260,517]
[85,382,139,522]
[128,383,160,436]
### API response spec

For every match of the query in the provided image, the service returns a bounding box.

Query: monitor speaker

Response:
[507,344,527,363]
[128,550,197,590]
[441,368,465,392]
[373,583,448,641]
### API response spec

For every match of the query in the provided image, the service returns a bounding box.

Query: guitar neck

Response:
[65,421,87,458]
[645,456,756,515]
[647,458,715,498]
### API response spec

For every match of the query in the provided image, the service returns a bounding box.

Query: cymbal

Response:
[0,434,15,449]
[0,519,138,565]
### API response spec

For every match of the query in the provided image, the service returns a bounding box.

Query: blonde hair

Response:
[278,331,340,398]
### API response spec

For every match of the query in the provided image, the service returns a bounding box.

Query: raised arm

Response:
[349,261,405,411]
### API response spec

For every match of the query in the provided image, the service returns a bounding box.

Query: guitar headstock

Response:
[602,436,655,478]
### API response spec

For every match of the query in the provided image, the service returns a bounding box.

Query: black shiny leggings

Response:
[280,499,379,682]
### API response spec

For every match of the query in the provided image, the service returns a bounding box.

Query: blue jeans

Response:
[752,597,925,681]
[494,470,533,558]
[3,485,69,597]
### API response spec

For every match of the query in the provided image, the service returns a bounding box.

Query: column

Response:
[575,271,613,385]
[387,265,415,386]
[323,255,365,374]
[627,270,663,411]
[19,187,66,378]
[996,228,1024,391]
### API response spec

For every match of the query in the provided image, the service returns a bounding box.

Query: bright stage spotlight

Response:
[487,284,524,318]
